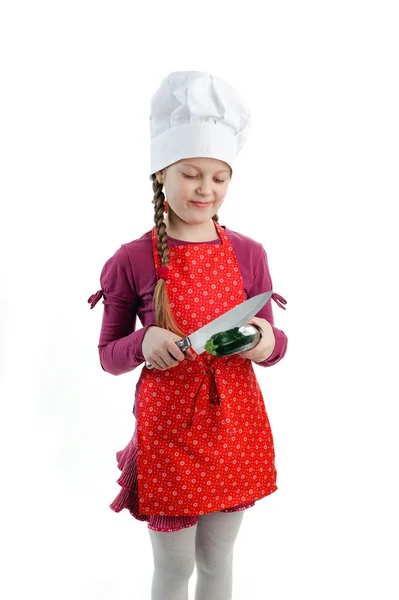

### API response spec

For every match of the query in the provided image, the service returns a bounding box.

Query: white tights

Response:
[148,509,245,600]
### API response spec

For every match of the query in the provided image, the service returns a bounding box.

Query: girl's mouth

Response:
[192,201,212,208]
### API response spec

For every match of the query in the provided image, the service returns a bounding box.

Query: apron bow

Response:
[187,355,236,428]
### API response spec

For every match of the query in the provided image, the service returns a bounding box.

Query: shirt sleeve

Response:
[249,245,288,367]
[93,245,156,376]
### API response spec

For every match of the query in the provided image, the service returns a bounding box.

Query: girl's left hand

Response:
[237,317,275,363]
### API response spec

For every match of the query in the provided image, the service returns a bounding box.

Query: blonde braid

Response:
[151,175,188,337]
[150,173,221,335]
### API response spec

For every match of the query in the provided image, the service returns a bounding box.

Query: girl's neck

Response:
[164,217,219,242]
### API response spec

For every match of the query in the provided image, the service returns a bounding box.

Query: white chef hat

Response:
[149,71,252,180]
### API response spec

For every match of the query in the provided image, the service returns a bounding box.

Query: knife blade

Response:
[145,291,273,369]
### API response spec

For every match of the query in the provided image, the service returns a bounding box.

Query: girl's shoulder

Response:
[100,230,153,280]
[122,228,153,254]
[223,225,265,258]
[223,225,263,246]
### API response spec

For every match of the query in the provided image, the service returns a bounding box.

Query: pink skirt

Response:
[109,424,255,532]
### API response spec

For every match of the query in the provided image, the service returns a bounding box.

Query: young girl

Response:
[88,71,288,600]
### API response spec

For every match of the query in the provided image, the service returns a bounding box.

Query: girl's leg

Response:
[194,509,246,600]
[148,523,197,600]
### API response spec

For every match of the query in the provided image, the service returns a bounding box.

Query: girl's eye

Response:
[182,174,225,183]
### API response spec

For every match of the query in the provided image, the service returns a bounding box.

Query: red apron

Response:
[137,221,277,517]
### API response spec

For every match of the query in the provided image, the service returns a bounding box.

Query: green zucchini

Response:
[204,324,261,357]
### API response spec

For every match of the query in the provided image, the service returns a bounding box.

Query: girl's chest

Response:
[136,246,250,323]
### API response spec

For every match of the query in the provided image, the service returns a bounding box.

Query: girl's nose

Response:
[197,177,214,196]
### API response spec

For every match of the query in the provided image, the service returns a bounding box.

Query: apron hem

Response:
[109,427,277,530]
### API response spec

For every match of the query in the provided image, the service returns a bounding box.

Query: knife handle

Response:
[145,337,192,370]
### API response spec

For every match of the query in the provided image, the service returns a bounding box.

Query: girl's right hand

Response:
[142,326,196,371]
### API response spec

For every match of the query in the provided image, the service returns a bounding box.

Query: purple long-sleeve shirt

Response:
[89,225,288,418]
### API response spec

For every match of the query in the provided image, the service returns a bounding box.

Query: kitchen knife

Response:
[145,290,273,369]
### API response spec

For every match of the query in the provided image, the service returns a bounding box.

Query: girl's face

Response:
[156,157,232,227]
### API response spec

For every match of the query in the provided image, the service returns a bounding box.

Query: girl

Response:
[88,71,288,600]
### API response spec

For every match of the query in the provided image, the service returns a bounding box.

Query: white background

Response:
[1,1,398,599]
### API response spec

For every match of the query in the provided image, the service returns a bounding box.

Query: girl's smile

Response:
[191,201,212,208]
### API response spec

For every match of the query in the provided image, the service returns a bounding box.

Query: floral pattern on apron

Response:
[135,221,278,517]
